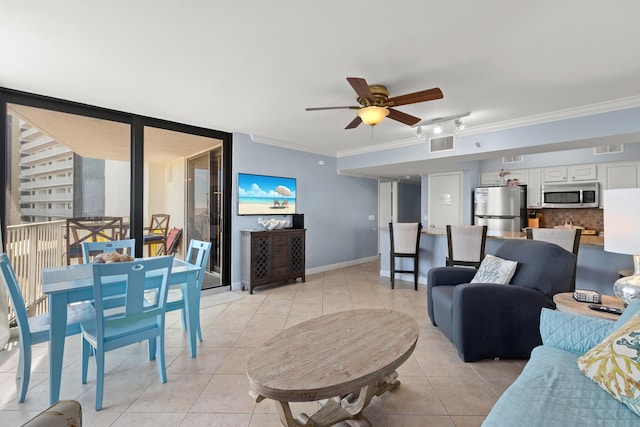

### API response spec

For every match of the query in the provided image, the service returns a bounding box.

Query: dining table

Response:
[41,257,201,405]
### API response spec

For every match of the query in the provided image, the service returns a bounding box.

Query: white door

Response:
[378,181,397,253]
[378,181,397,228]
[428,172,462,229]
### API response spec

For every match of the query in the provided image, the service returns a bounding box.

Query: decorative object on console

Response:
[604,188,640,305]
[257,218,290,230]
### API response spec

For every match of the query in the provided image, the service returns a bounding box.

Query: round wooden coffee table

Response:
[553,292,625,321]
[246,309,419,427]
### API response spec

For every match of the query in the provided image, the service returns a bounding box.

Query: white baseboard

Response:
[380,269,427,286]
[231,256,380,291]
[305,256,379,275]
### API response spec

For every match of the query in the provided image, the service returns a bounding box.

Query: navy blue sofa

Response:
[427,239,576,362]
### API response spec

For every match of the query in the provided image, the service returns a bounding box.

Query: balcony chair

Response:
[389,222,422,290]
[65,217,124,265]
[80,256,173,410]
[164,227,183,255]
[0,253,94,403]
[81,239,136,264]
[526,227,582,290]
[427,239,576,362]
[446,224,488,268]
[143,214,170,256]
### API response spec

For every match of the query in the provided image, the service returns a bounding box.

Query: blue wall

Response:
[231,133,379,287]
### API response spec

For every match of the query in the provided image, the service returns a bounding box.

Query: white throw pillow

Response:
[470,254,517,284]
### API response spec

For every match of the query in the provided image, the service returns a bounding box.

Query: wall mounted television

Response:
[238,173,297,215]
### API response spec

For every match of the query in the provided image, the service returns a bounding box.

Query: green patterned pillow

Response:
[470,254,517,284]
[577,313,640,415]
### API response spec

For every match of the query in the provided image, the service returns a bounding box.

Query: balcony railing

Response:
[5,220,66,319]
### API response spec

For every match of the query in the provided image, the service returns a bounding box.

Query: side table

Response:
[553,292,625,321]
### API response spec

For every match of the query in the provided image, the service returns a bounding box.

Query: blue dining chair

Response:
[81,239,136,264]
[164,239,212,342]
[0,253,95,403]
[80,256,173,410]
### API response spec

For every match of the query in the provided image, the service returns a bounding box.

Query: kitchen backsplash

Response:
[528,208,604,232]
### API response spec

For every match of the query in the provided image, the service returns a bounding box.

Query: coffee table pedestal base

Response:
[251,371,400,427]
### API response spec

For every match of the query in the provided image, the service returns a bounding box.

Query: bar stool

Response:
[389,222,422,290]
[446,225,488,268]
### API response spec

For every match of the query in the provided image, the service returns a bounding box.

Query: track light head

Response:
[454,118,465,130]
[433,124,442,134]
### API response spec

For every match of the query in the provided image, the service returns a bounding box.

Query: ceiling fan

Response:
[305,77,443,129]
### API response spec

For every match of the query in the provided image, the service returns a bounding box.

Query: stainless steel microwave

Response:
[542,182,599,208]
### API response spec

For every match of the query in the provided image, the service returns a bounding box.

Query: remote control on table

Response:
[588,304,623,315]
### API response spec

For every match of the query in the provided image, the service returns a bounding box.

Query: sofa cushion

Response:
[578,313,640,416]
[540,308,616,354]
[483,346,639,426]
[470,254,517,284]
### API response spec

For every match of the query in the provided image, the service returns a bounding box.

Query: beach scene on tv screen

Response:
[238,173,296,215]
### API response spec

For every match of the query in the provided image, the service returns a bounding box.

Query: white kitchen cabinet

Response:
[543,167,568,182]
[543,164,597,183]
[480,172,501,186]
[603,162,640,190]
[480,170,528,186]
[507,170,528,184]
[568,164,597,181]
[527,168,542,208]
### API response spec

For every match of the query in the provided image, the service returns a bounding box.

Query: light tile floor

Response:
[0,262,526,426]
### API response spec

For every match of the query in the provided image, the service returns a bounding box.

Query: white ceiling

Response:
[2,1,640,179]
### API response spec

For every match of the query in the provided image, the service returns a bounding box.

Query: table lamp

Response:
[604,188,640,305]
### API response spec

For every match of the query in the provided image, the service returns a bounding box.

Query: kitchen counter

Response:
[381,229,630,296]
[422,228,604,247]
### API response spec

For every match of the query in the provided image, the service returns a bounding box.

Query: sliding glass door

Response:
[1,88,232,317]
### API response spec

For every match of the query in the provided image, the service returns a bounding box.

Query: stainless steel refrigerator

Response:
[473,186,527,232]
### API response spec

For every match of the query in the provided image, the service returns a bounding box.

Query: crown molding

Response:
[457,95,640,137]
[249,133,336,157]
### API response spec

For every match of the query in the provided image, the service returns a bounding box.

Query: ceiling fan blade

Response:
[385,88,443,107]
[345,116,362,129]
[387,108,421,126]
[347,77,374,102]
[305,106,359,111]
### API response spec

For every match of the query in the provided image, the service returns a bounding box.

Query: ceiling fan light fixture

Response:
[433,124,443,134]
[454,118,465,130]
[357,106,389,126]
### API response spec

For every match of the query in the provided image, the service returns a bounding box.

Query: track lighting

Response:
[433,124,442,135]
[412,112,471,130]
[415,126,423,137]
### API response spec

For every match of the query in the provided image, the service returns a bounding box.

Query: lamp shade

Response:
[604,188,640,255]
[357,106,389,126]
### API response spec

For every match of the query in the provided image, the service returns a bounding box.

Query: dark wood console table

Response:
[241,229,306,294]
